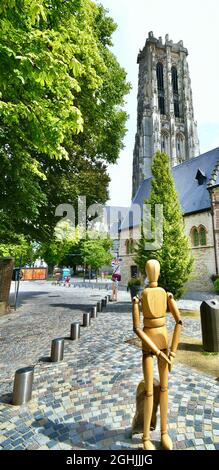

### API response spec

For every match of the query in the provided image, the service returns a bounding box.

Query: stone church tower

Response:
[132,32,200,198]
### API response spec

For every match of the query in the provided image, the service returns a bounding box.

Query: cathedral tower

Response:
[132,32,200,198]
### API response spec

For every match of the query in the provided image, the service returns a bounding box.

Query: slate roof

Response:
[121,147,219,230]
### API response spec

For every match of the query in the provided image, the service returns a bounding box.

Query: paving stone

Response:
[0,283,218,451]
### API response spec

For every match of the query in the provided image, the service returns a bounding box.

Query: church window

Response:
[176,133,185,162]
[156,63,165,115]
[190,225,207,247]
[129,238,135,254]
[195,169,207,186]
[171,66,180,118]
[161,131,170,155]
[191,227,199,247]
[172,67,178,93]
[157,62,164,89]
[125,238,135,255]
[199,225,207,246]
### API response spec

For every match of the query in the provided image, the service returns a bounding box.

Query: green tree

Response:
[0,0,130,242]
[37,220,82,269]
[82,237,112,273]
[135,151,193,298]
[34,155,110,241]
[0,235,35,265]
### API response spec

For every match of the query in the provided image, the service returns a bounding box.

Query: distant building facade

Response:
[120,148,219,291]
[132,32,200,198]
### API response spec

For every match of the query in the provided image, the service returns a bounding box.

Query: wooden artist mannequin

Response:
[132,259,182,450]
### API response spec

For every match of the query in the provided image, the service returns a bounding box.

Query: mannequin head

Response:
[145,259,160,287]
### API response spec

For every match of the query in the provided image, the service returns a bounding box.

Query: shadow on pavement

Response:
[9,291,49,309]
[38,356,52,364]
[178,342,203,352]
[49,303,92,312]
[30,418,142,450]
[0,392,13,405]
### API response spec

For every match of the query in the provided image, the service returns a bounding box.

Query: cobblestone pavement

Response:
[0,282,218,450]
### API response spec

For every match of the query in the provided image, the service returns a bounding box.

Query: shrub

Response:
[211,274,219,283]
[127,278,141,288]
[213,278,219,293]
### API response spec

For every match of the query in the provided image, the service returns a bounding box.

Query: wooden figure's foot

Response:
[161,433,173,450]
[143,438,155,451]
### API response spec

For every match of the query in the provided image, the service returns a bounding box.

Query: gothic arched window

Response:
[129,238,135,254]
[191,227,199,247]
[176,133,185,162]
[190,225,207,247]
[171,66,180,118]
[161,130,170,155]
[156,62,165,115]
[199,225,207,246]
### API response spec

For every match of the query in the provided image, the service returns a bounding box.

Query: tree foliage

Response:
[135,151,194,298]
[0,235,35,265]
[37,233,112,274]
[81,237,112,271]
[0,0,130,242]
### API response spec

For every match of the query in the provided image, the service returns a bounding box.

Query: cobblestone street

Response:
[0,282,218,450]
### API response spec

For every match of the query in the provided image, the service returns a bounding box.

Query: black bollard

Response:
[12,367,34,406]
[83,312,91,327]
[70,322,80,340]
[91,306,97,318]
[51,338,64,362]
[97,301,102,312]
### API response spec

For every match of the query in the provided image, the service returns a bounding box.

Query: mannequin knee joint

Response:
[160,386,168,393]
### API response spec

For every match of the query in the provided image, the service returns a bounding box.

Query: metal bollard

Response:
[12,366,34,406]
[97,301,102,312]
[70,322,80,340]
[51,338,64,362]
[83,312,91,327]
[101,298,106,309]
[91,306,97,319]
[105,295,108,304]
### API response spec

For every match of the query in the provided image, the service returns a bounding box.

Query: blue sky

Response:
[96,0,219,206]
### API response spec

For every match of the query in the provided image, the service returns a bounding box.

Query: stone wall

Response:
[119,210,216,291]
[211,186,219,278]
[184,211,216,291]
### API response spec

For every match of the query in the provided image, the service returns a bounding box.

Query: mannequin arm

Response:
[167,293,182,368]
[132,297,171,365]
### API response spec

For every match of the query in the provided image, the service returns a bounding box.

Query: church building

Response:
[119,32,219,291]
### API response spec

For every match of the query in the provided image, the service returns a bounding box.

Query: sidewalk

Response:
[0,282,218,450]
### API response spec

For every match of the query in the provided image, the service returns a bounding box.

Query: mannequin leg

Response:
[158,352,173,450]
[142,353,155,450]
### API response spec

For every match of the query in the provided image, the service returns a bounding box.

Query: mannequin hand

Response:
[158,351,171,365]
[168,355,174,372]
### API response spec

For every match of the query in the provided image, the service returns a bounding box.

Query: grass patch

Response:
[202,351,219,356]
[126,335,219,378]
[178,309,200,318]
